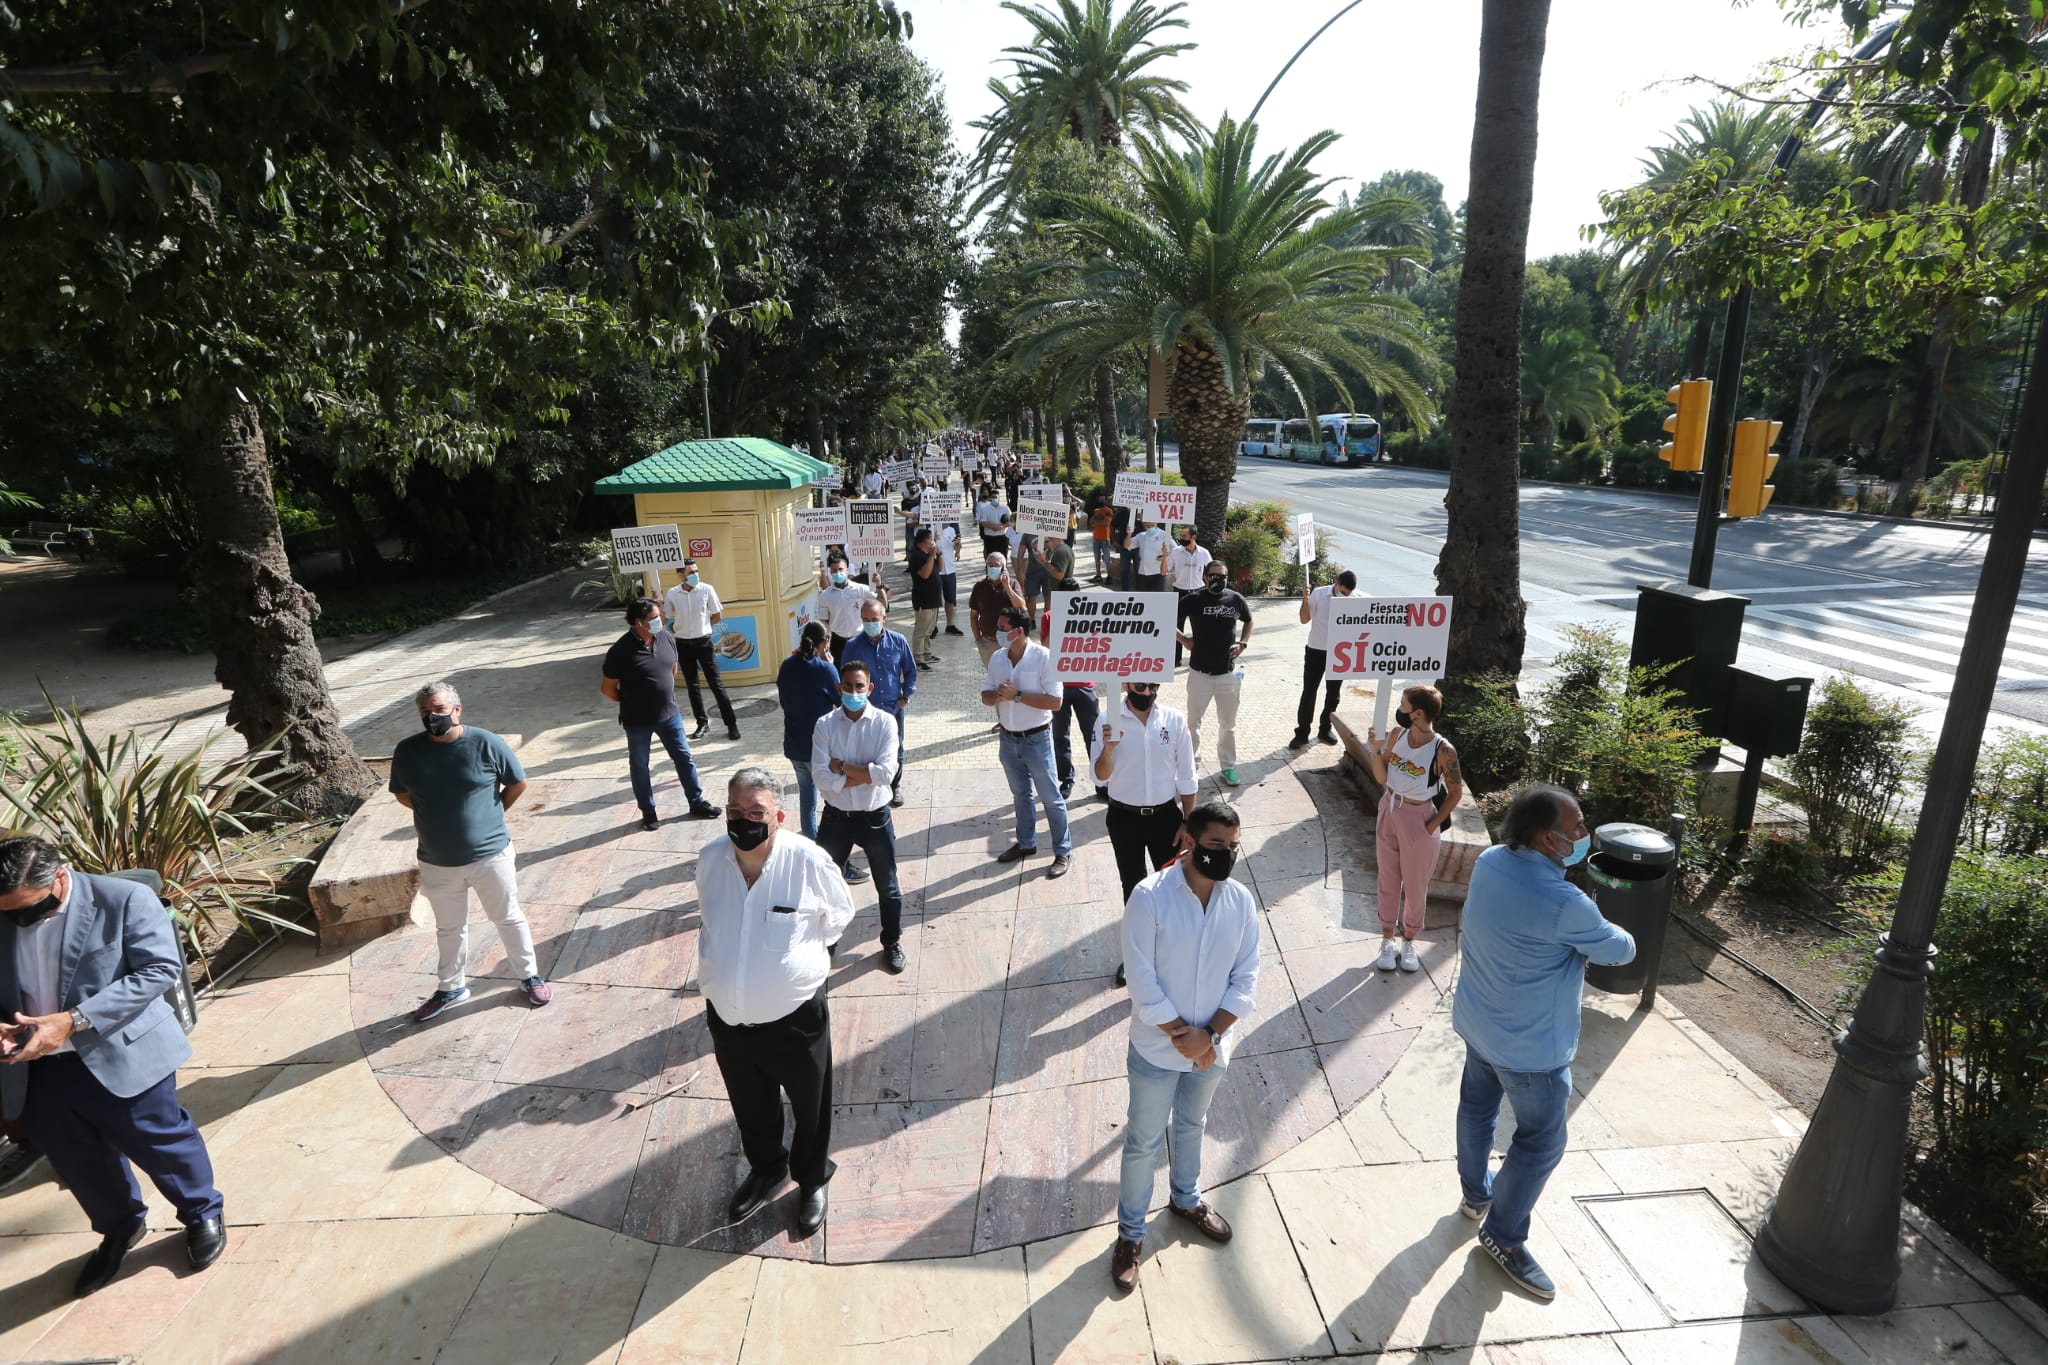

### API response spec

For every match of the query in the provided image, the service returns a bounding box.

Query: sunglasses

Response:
[1129,684,1160,694]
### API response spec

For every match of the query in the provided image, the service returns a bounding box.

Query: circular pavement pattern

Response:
[349,763,1449,1263]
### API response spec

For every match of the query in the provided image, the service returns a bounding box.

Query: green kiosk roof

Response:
[594,438,833,494]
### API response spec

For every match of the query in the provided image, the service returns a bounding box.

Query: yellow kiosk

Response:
[593,437,833,688]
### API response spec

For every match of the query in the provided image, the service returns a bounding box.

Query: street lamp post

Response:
[1247,0,1369,124]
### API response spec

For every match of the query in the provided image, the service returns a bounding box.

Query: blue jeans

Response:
[999,726,1070,855]
[1118,1044,1226,1243]
[790,760,820,840]
[1455,1046,1573,1250]
[624,713,706,819]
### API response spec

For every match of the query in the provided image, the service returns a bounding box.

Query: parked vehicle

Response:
[1277,413,1381,467]
[1237,418,1286,458]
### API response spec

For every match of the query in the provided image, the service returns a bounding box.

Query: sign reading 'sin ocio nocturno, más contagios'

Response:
[1044,591,1177,682]
[1325,597,1454,680]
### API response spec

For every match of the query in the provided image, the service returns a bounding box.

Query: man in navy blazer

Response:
[0,836,227,1296]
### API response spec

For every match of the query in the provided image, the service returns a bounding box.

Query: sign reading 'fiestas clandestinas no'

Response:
[1044,591,1176,682]
[610,523,686,571]
[1325,597,1454,680]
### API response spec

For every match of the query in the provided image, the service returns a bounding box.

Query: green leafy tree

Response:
[1521,329,1619,449]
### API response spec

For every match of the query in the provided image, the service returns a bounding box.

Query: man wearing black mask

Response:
[391,681,549,1024]
[1176,565,1254,787]
[1109,799,1258,1293]
[1093,680,1198,989]
[695,768,857,1240]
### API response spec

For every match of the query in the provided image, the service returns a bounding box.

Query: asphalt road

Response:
[1211,454,2048,734]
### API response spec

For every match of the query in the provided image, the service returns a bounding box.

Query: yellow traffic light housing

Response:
[1660,379,1712,472]
[1727,418,1783,517]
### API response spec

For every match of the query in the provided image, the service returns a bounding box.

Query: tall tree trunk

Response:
[1435,0,1551,686]
[1145,417,1158,473]
[285,445,383,574]
[1061,412,1080,477]
[1786,342,1838,463]
[1612,315,1642,386]
[1682,308,1715,380]
[183,403,374,817]
[805,396,828,462]
[1094,363,1124,480]
[1168,340,1250,546]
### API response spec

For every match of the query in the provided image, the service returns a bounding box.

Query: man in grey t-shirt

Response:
[389,681,551,1023]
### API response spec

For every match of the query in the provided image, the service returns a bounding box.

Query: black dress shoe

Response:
[640,815,660,831]
[727,727,743,742]
[883,943,907,975]
[944,625,964,636]
[690,720,711,740]
[75,1222,145,1297]
[796,1183,828,1237]
[1115,962,1127,988]
[995,843,1035,864]
[727,1167,788,1223]
[187,1215,228,1269]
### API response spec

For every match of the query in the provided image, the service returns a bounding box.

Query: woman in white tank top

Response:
[1364,685,1467,973]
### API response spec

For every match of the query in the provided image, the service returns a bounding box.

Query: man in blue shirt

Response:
[1452,784,1635,1301]
[838,597,917,809]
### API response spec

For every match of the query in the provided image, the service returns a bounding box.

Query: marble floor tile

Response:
[1240,820,1328,888]
[241,932,353,978]
[622,1095,825,1262]
[907,989,1006,1101]
[826,1099,991,1261]
[1262,876,1384,954]
[977,1076,1128,1252]
[437,1213,657,1365]
[648,989,726,1101]
[920,909,1017,993]
[1485,1337,1631,1365]
[994,978,1131,1094]
[829,915,925,995]
[469,899,580,981]
[1571,999,1785,1147]
[616,1247,761,1365]
[922,850,1024,916]
[517,843,616,907]
[457,1082,652,1230]
[831,992,918,1104]
[1318,1026,1424,1111]
[1023,1222,1157,1365]
[594,847,697,909]
[1830,1303,2021,1364]
[552,905,697,988]
[1955,1299,2048,1363]
[1582,1189,1803,1322]
[739,1246,1032,1365]
[374,1072,499,1151]
[184,972,359,1067]
[1285,936,1444,1047]
[1009,902,1122,987]
[1257,1113,1364,1174]
[1234,953,1314,1057]
[1204,1044,1343,1186]
[2,1229,208,1363]
[1612,1316,1874,1365]
[1017,850,1106,911]
[350,968,533,1082]
[494,981,680,1093]
[1140,1176,1334,1364]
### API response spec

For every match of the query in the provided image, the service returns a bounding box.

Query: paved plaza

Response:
[2,566,2044,1363]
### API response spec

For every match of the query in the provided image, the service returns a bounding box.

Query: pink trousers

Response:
[1376,793,1439,938]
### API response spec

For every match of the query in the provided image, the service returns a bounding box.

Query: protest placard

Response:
[1112,470,1160,510]
[1295,513,1315,566]
[1018,481,1064,503]
[994,436,1013,454]
[920,490,965,525]
[920,453,950,477]
[1020,499,1071,540]
[1143,485,1197,525]
[1325,597,1453,680]
[845,498,895,559]
[610,523,685,571]
[1019,451,1043,471]
[794,506,848,547]
[880,458,915,486]
[811,469,842,490]
[1045,591,1176,682]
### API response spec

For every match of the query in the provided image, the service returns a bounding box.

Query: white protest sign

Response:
[1143,485,1197,525]
[1019,451,1043,471]
[1113,471,1160,510]
[1295,514,1315,566]
[811,469,842,490]
[1020,499,1071,540]
[1045,591,1176,683]
[794,506,849,548]
[994,436,1013,454]
[880,458,916,486]
[920,452,950,477]
[920,490,965,525]
[610,523,686,572]
[1325,597,1454,680]
[845,498,895,560]
[1019,481,1064,504]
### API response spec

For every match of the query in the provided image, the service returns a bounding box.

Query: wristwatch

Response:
[68,1007,93,1034]
[1207,1027,1223,1052]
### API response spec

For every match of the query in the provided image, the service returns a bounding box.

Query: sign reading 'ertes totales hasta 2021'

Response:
[1325,597,1454,680]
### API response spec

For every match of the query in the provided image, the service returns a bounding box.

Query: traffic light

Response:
[1660,379,1712,472]
[1727,418,1783,517]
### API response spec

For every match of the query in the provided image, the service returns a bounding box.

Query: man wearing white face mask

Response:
[663,558,740,742]
[811,661,907,975]
[818,551,881,661]
[838,598,918,809]
[1452,784,1635,1303]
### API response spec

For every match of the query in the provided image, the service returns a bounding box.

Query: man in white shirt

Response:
[818,551,882,660]
[810,660,908,973]
[1165,528,1212,591]
[1290,568,1359,749]
[662,559,740,741]
[1111,800,1258,1292]
[862,467,885,498]
[976,492,1009,556]
[1093,680,1198,989]
[697,768,858,1240]
[1125,519,1169,593]
[937,522,964,637]
[981,605,1072,877]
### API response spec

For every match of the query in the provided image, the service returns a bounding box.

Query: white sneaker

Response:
[1399,940,1421,973]
[1375,940,1400,973]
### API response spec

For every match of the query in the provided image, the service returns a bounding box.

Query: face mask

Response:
[831,571,848,587]
[686,573,700,587]
[3,891,60,927]
[1126,690,1156,712]
[1394,708,1412,729]
[986,564,1003,578]
[1205,578,1225,593]
[726,818,772,852]
[422,712,457,738]
[1190,845,1237,881]
[862,620,884,638]
[1562,833,1591,866]
[644,615,663,633]
[840,692,867,714]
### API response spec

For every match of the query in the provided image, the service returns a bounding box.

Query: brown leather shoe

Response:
[1110,1237,1142,1291]
[1169,1200,1233,1243]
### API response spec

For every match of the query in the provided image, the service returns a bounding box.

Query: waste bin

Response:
[1582,822,1679,1002]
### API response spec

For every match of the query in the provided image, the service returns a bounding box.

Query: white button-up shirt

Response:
[12,874,76,1055]
[1123,862,1259,1072]
[984,641,1061,732]
[976,499,1007,534]
[1131,526,1168,574]
[663,582,723,639]
[938,524,959,575]
[1166,542,1213,590]
[1092,699,1198,807]
[695,832,857,1026]
[812,706,900,812]
[819,581,877,636]
[1306,584,1350,652]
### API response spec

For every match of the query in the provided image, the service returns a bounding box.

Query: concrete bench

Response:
[1330,714,1491,903]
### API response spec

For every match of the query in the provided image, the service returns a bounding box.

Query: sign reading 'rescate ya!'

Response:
[610,523,686,571]
[1324,597,1454,680]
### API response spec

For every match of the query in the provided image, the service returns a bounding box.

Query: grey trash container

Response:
[105,868,200,1035]
[1582,822,1679,999]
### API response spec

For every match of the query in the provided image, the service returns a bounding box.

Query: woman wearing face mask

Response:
[777,622,840,841]
[1364,685,1465,973]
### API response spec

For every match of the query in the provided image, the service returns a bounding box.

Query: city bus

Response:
[1237,418,1286,458]
[1277,413,1381,466]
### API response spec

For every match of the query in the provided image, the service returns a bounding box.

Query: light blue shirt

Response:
[839,628,918,710]
[1452,843,1637,1072]
[1122,862,1260,1072]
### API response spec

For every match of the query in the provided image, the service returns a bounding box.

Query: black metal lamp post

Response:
[1756,300,2048,1313]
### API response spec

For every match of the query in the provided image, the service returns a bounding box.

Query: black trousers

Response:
[816,806,904,946]
[1295,646,1343,738]
[675,634,738,728]
[706,994,836,1189]
[21,1052,224,1237]
[831,632,854,663]
[1107,800,1184,903]
[1053,683,1100,786]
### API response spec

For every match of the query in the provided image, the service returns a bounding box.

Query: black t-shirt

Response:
[908,545,944,608]
[1178,588,1252,675]
[602,628,680,725]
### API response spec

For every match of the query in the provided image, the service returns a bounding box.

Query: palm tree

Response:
[1522,329,1618,449]
[1011,116,1438,542]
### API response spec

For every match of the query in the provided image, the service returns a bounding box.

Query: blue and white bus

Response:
[1318,412,1382,465]
[1237,418,1286,458]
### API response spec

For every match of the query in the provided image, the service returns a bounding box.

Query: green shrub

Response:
[1384,429,1452,470]
[1549,442,1605,484]
[1741,829,1827,896]
[1607,442,1671,489]
[1527,625,1711,828]
[1773,458,1843,509]
[1440,672,1531,793]
[571,540,639,609]
[1789,675,1916,875]
[1217,523,1285,594]
[1965,730,2048,857]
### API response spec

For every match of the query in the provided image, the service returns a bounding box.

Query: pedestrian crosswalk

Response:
[1744,593,2048,696]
